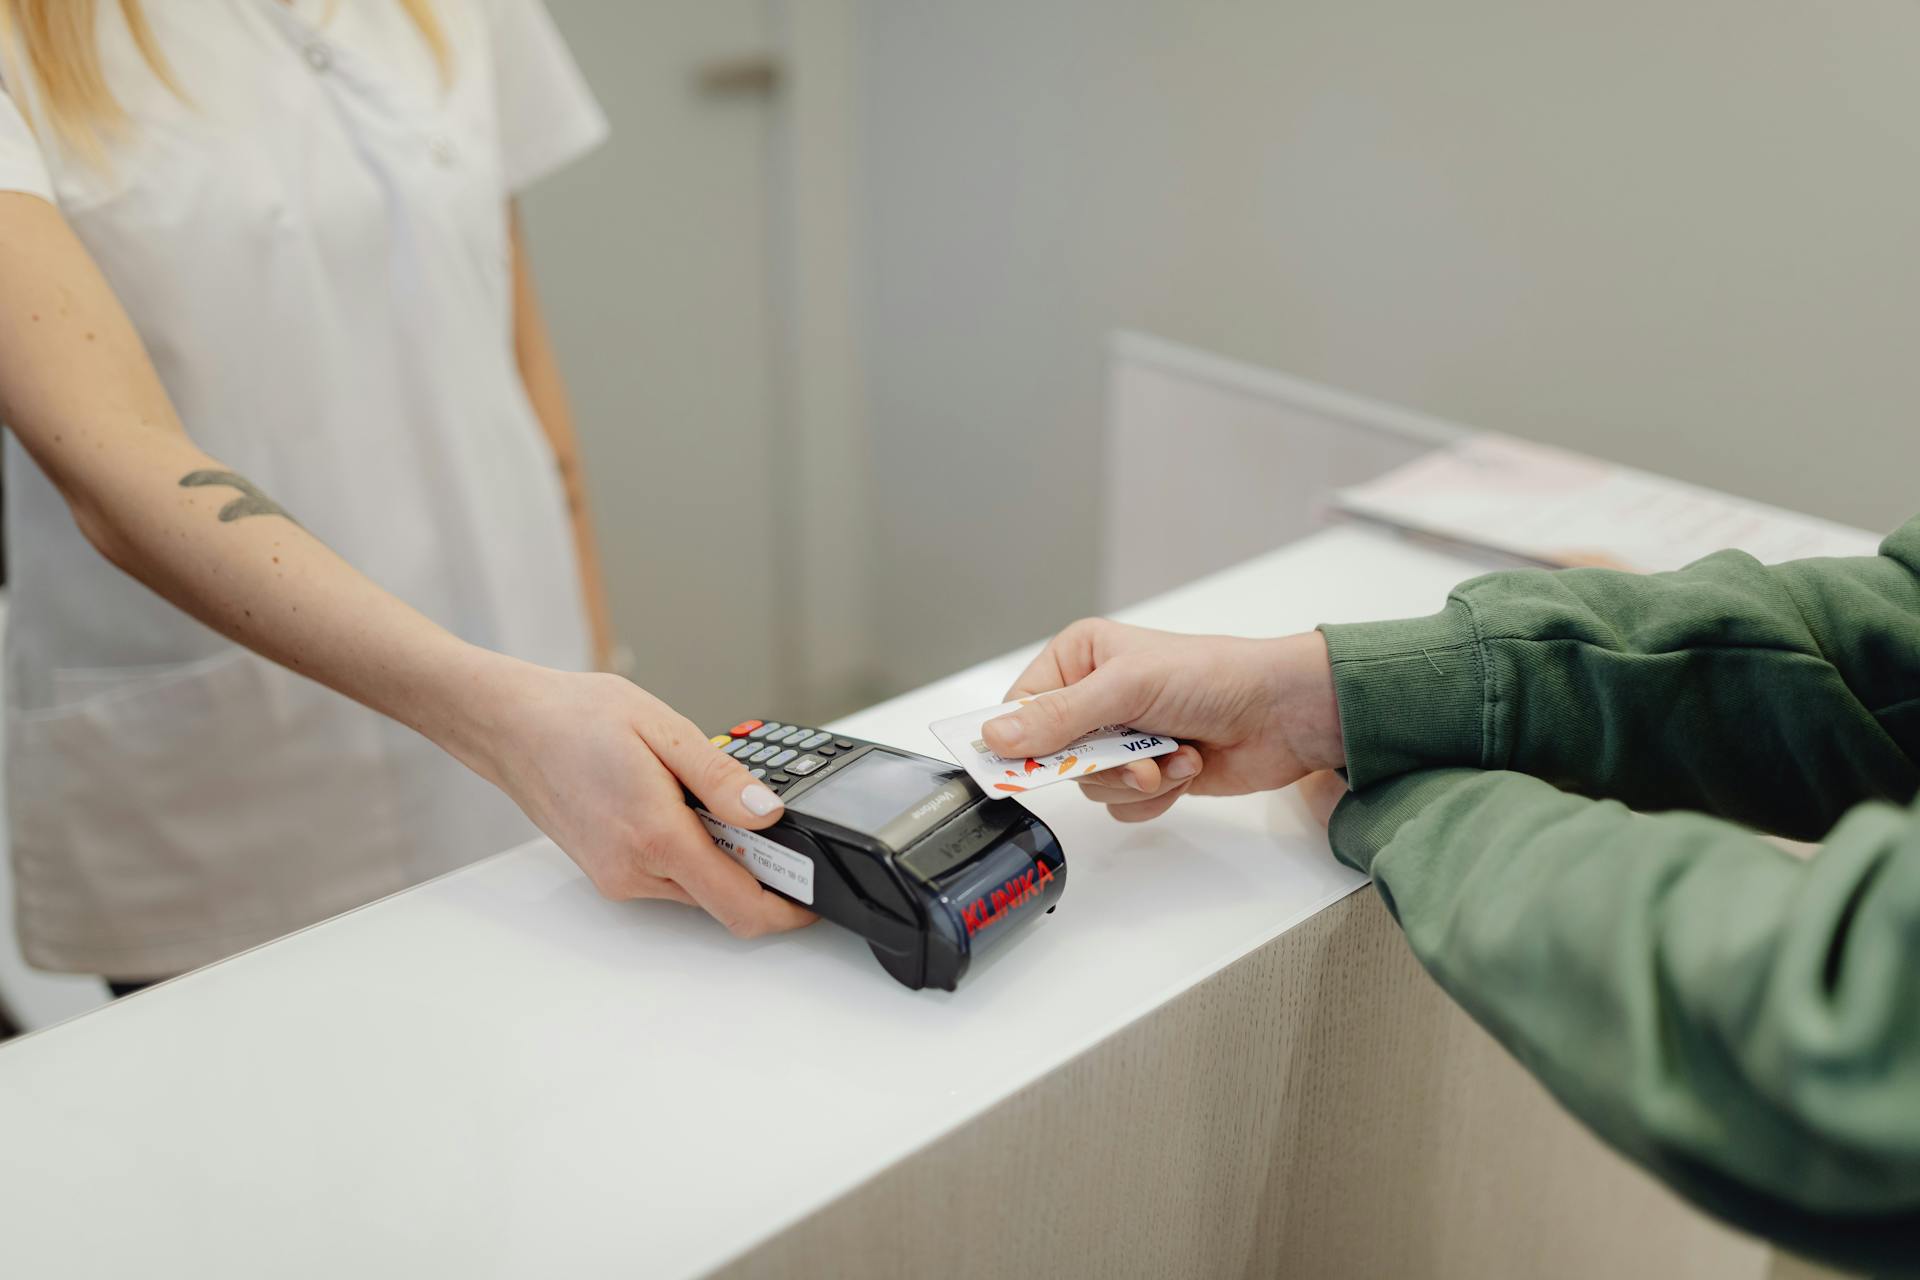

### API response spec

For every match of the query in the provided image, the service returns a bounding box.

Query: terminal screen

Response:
[787,750,955,832]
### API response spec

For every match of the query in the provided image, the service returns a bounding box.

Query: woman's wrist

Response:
[406,641,549,790]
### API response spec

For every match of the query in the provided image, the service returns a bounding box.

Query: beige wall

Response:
[854,0,1920,691]
[523,2,1920,703]
[525,2,877,725]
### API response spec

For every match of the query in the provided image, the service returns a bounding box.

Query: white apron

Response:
[0,0,604,976]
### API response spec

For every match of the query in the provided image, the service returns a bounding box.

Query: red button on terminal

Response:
[728,720,764,738]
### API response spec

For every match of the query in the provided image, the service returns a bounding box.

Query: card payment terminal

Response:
[695,720,1067,990]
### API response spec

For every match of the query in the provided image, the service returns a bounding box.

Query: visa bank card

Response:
[928,697,1178,798]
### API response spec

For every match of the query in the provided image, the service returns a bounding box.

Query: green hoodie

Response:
[1319,515,1920,1275]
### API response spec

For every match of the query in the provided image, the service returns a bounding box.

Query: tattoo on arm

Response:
[178,470,301,525]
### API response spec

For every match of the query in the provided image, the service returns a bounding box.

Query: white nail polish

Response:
[741,783,782,816]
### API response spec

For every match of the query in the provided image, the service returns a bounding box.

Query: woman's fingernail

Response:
[1166,753,1199,781]
[741,783,782,816]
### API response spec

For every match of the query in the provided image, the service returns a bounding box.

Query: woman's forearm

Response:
[0,193,810,938]
[80,428,520,778]
[0,192,516,780]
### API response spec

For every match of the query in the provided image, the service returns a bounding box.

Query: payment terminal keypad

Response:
[710,721,861,797]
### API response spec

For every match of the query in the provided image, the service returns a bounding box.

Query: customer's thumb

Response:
[982,668,1144,759]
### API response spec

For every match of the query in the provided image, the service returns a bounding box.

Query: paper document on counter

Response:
[1333,433,1879,573]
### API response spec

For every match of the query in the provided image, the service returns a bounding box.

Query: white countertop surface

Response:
[0,524,1487,1278]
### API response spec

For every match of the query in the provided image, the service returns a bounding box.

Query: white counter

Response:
[0,526,1503,1277]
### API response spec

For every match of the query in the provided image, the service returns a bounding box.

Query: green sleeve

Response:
[1320,515,1920,839]
[1330,770,1920,1274]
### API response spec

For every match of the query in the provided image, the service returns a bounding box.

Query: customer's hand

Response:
[458,661,816,937]
[982,619,1344,823]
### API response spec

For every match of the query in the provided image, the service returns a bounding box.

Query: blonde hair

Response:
[0,0,450,162]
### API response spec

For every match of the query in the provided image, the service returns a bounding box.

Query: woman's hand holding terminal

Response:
[443,661,816,938]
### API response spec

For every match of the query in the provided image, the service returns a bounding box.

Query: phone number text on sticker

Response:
[696,810,816,905]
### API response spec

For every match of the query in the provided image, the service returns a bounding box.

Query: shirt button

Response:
[304,42,333,73]
[428,135,458,167]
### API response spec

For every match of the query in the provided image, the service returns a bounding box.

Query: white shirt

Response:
[0,0,605,976]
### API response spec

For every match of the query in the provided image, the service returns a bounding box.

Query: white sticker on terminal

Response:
[696,809,816,906]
